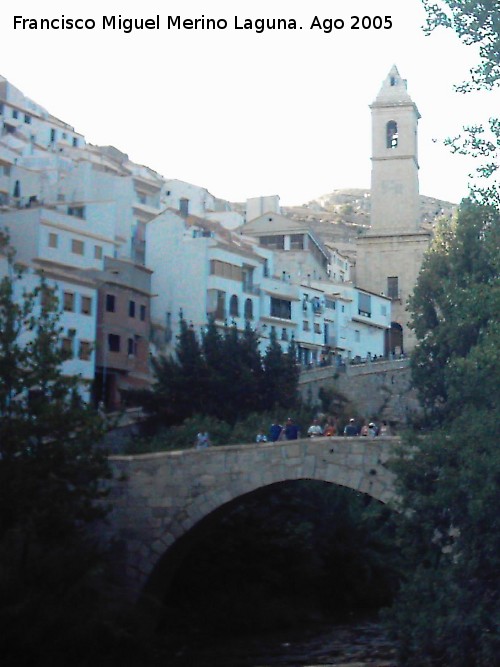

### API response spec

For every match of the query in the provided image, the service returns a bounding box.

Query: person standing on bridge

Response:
[284,417,300,440]
[307,419,324,438]
[268,420,283,442]
[343,418,359,437]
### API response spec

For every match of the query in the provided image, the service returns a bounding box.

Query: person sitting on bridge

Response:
[307,419,324,438]
[343,418,359,437]
[195,431,211,449]
[256,428,268,443]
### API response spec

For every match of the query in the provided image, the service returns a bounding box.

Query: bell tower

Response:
[370,65,421,233]
[356,66,431,354]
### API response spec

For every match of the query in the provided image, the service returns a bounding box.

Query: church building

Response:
[356,65,432,353]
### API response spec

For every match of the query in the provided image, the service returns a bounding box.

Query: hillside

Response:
[280,189,457,259]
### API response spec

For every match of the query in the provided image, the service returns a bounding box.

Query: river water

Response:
[163,618,398,666]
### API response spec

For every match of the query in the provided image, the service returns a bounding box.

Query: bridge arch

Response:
[105,437,398,600]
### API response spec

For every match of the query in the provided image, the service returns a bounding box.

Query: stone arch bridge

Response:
[104,437,399,602]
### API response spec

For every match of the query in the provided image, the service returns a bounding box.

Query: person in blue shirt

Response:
[284,417,300,440]
[268,420,283,442]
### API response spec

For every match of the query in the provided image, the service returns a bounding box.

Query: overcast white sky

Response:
[1,0,498,205]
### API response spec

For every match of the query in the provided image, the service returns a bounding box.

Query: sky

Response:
[1,0,498,206]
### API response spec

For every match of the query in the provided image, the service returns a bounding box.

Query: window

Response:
[229,294,239,317]
[140,304,146,321]
[270,297,291,320]
[325,298,336,310]
[290,234,304,250]
[281,328,288,341]
[40,286,52,309]
[303,320,310,331]
[387,277,399,299]
[108,334,120,352]
[128,338,135,356]
[358,293,372,318]
[386,121,398,149]
[94,245,103,260]
[210,260,242,281]
[81,296,92,315]
[12,109,18,119]
[24,114,31,124]
[129,300,136,318]
[68,206,85,219]
[314,322,321,334]
[73,137,78,147]
[63,292,75,312]
[259,235,285,250]
[50,128,56,142]
[179,198,189,216]
[61,337,73,357]
[244,298,253,320]
[48,232,58,248]
[71,239,84,255]
[106,294,116,312]
[79,341,92,360]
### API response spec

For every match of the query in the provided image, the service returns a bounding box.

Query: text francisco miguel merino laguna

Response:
[14,15,325,34]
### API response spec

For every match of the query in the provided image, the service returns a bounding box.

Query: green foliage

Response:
[422,0,500,91]
[124,404,318,454]
[421,1,500,205]
[0,237,113,663]
[387,199,500,664]
[136,316,300,430]
[387,412,500,666]
[408,200,500,424]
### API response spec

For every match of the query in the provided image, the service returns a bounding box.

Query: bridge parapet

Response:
[104,437,399,599]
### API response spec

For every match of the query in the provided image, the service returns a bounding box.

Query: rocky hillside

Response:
[281,189,456,258]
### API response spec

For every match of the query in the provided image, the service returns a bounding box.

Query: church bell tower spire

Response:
[370,65,421,233]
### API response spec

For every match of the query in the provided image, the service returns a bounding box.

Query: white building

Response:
[0,253,97,402]
[241,212,331,284]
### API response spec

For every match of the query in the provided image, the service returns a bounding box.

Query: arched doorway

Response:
[385,322,403,356]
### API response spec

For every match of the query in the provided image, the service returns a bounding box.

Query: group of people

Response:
[197,416,390,449]
[343,418,389,437]
[256,417,301,443]
[257,416,390,443]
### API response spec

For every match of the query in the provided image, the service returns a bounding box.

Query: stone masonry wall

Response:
[298,360,421,427]
[102,437,399,601]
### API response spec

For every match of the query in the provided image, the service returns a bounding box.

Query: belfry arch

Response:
[386,120,398,148]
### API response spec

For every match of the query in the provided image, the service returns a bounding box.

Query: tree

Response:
[386,201,500,665]
[408,199,499,424]
[422,0,500,91]
[138,319,300,430]
[0,235,111,663]
[421,1,500,206]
